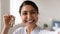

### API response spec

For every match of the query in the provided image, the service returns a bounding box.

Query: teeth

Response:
[28,20,33,22]
[28,21,32,22]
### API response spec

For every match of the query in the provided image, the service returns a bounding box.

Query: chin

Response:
[26,23,35,26]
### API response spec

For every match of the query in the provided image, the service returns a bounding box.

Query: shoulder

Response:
[15,27,24,31]
[13,27,25,34]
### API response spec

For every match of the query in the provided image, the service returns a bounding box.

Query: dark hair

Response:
[19,1,39,14]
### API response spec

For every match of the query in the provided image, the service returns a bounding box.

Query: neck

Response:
[26,24,37,33]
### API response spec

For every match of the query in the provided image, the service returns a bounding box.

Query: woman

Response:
[1,1,58,34]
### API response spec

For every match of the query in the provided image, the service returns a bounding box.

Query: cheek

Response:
[21,15,27,23]
[33,15,38,22]
[33,14,38,19]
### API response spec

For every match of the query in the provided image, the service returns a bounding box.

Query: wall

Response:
[31,0,60,29]
[0,0,1,33]
[1,0,10,33]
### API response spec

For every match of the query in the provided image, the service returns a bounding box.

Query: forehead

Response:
[21,5,36,12]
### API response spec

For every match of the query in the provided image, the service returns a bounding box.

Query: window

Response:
[10,0,25,25]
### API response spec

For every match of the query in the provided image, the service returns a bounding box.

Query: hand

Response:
[3,14,15,28]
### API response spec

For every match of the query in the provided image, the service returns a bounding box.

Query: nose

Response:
[27,13,32,19]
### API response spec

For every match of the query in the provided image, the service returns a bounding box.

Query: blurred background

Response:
[0,0,60,34]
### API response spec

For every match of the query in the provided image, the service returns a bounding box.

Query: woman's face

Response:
[21,5,38,26]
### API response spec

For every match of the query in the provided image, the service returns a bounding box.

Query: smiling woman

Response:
[13,1,39,34]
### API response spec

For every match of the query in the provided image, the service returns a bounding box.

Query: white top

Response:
[13,26,57,34]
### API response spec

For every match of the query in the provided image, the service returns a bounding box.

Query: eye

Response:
[23,12,27,15]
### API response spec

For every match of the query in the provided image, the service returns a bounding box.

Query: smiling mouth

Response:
[26,19,34,23]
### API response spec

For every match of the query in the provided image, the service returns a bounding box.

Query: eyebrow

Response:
[30,10,36,12]
[22,11,27,13]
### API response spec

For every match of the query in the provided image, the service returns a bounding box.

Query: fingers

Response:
[10,15,15,21]
[3,14,15,21]
[3,14,15,27]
